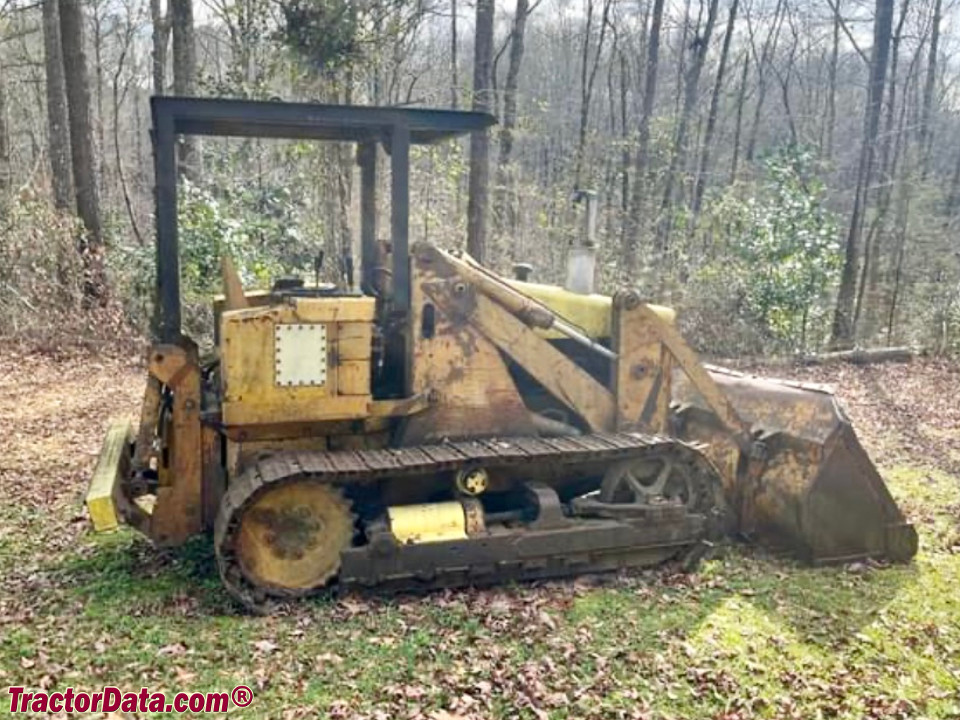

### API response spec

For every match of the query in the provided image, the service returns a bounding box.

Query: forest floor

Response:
[0,347,958,719]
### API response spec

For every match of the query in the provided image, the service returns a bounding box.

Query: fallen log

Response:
[710,346,916,369]
[798,346,914,366]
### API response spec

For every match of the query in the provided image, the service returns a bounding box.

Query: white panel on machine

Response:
[274,323,328,387]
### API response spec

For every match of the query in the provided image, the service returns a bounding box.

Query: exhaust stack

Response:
[566,190,598,295]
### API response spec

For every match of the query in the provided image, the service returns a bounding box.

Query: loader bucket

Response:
[672,367,917,565]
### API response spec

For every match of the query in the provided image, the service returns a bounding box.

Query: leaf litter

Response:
[0,348,959,718]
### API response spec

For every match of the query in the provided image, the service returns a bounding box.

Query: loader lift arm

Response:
[416,244,755,443]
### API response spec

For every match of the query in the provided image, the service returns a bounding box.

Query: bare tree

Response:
[729,52,749,181]
[59,0,106,304]
[831,0,894,347]
[42,0,73,210]
[919,0,941,176]
[623,0,666,272]
[655,0,720,255]
[91,0,106,185]
[949,140,960,217]
[0,65,9,214]
[769,9,799,146]
[466,0,494,262]
[823,0,841,159]
[450,0,458,108]
[112,0,145,246]
[573,0,613,189]
[691,0,740,227]
[494,0,538,238]
[152,0,170,95]
[171,0,198,174]
[855,0,913,335]
[0,0,956,355]
[744,0,785,164]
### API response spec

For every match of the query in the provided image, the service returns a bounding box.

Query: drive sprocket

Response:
[216,479,354,611]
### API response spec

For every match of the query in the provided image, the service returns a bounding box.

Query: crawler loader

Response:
[86,97,917,610]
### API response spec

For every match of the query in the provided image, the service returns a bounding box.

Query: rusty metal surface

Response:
[340,513,703,591]
[214,432,725,610]
[673,367,918,565]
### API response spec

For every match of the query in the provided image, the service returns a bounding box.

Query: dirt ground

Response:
[0,348,958,719]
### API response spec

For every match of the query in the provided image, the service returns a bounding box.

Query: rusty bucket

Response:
[672,367,918,565]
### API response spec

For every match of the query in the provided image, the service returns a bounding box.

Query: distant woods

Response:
[0,0,958,354]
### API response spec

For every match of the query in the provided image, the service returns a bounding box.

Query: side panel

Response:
[220,297,375,426]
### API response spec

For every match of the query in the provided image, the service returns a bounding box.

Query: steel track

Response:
[214,432,724,611]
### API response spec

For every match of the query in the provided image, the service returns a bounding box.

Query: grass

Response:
[1,352,959,719]
[1,465,957,719]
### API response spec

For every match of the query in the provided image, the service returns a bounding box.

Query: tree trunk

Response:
[745,0,785,163]
[91,0,105,195]
[692,0,739,228]
[494,0,532,240]
[618,49,630,219]
[623,0,665,273]
[886,145,912,343]
[729,52,749,182]
[771,25,799,147]
[824,0,840,159]
[854,0,911,337]
[0,66,10,215]
[674,0,691,120]
[151,0,169,95]
[42,0,74,211]
[171,0,198,176]
[450,0,458,108]
[948,140,960,217]
[112,24,145,248]
[655,0,720,256]
[785,346,914,366]
[59,0,106,305]
[831,0,894,348]
[919,0,940,177]
[466,0,494,263]
[573,0,612,189]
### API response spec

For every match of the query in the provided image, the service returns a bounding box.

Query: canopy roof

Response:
[150,96,496,144]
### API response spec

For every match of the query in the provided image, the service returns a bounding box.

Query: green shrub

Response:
[691,145,842,354]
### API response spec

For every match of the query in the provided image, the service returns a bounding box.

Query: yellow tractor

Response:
[86,97,916,610]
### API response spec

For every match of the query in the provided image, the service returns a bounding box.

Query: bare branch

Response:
[822,0,869,64]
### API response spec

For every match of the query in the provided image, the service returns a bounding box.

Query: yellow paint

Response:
[220,297,375,426]
[234,483,353,590]
[612,300,673,432]
[403,248,534,443]
[224,396,371,426]
[289,297,375,323]
[505,279,676,339]
[462,290,615,431]
[388,502,469,543]
[337,360,372,396]
[145,343,205,546]
[336,322,374,360]
[220,255,250,310]
[86,419,133,532]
